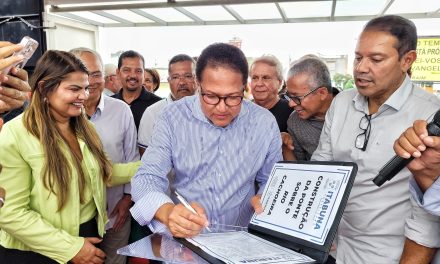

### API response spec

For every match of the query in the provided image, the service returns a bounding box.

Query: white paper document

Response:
[250,163,353,245]
[187,231,315,264]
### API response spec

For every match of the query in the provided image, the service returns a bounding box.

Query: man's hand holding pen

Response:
[156,192,265,237]
[156,202,209,238]
[169,202,209,238]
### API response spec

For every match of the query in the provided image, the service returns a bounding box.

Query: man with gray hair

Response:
[138,54,197,154]
[250,55,292,132]
[103,63,122,96]
[282,56,337,161]
[70,47,139,264]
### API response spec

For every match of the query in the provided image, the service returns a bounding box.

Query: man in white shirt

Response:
[311,15,440,263]
[138,54,197,155]
[70,48,139,264]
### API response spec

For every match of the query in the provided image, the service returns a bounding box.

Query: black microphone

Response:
[373,110,440,187]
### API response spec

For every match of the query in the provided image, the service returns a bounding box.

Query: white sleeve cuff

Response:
[148,219,170,234]
[123,183,131,194]
[130,192,173,226]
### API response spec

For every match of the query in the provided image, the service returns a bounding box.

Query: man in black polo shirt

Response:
[249,55,292,132]
[112,50,162,264]
[112,50,162,130]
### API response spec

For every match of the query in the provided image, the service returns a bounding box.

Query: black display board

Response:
[0,0,47,72]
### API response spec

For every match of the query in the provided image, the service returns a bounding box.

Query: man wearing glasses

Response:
[130,43,282,238]
[138,54,197,155]
[282,56,337,161]
[70,48,139,264]
[250,55,292,132]
[311,15,440,263]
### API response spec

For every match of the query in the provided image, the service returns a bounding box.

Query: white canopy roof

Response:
[47,0,440,27]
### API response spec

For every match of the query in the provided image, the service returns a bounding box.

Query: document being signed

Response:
[183,162,356,264]
[187,231,314,264]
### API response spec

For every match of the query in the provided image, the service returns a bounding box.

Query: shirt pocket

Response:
[25,153,59,216]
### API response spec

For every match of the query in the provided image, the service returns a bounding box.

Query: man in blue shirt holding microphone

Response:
[130,43,282,237]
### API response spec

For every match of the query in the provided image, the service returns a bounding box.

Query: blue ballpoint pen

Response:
[175,190,212,232]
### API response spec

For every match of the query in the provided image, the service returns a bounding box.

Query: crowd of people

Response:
[0,14,440,264]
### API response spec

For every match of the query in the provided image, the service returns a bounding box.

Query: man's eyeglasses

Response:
[355,114,372,151]
[200,90,244,107]
[283,86,321,105]
[169,74,194,82]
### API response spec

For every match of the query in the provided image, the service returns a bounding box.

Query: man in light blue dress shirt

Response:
[394,117,440,264]
[130,43,282,238]
[395,119,440,216]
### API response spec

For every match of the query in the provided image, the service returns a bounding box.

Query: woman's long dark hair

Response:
[23,50,112,210]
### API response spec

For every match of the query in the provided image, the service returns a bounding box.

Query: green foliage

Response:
[333,73,354,90]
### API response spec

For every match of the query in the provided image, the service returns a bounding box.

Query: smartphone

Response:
[2,36,39,74]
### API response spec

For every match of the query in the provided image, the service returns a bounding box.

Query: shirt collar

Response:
[166,94,174,104]
[115,88,123,99]
[353,74,411,113]
[117,86,152,102]
[382,74,412,111]
[89,93,105,120]
[96,93,105,112]
[138,87,151,101]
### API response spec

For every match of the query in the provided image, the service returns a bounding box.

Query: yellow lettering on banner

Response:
[412,37,440,82]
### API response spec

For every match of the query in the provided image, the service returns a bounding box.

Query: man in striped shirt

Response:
[130,43,282,238]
